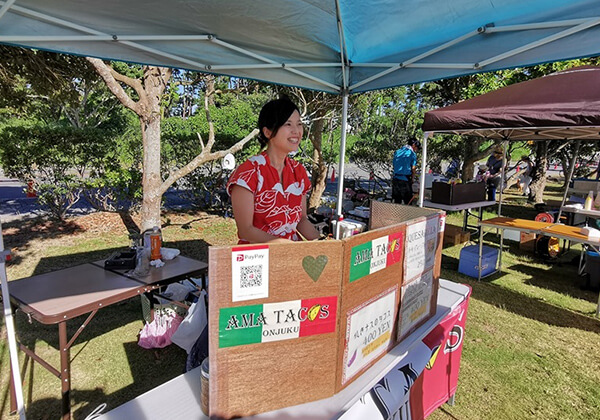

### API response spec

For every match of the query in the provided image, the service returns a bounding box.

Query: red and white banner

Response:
[409,286,471,419]
[341,285,471,420]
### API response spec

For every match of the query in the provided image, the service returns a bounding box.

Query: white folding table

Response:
[96,280,471,420]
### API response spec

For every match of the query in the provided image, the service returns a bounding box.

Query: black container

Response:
[104,249,136,269]
[431,181,486,205]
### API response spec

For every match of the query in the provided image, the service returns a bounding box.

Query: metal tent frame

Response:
[3,1,600,418]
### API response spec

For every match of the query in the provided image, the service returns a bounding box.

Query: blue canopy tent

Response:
[2,1,600,417]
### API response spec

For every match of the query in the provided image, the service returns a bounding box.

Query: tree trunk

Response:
[140,114,163,232]
[461,137,485,182]
[307,116,327,211]
[529,141,548,203]
[138,67,170,232]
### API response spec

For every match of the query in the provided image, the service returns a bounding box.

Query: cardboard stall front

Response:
[208,202,445,419]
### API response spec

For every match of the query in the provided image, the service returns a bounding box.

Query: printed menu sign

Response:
[231,245,269,302]
[342,287,397,384]
[404,217,438,281]
[349,231,404,283]
[398,269,434,339]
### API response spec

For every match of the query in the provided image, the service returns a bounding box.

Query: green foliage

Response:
[348,87,424,177]
[0,120,142,218]
[161,90,266,210]
[0,46,124,129]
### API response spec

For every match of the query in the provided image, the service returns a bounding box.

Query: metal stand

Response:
[1,222,27,419]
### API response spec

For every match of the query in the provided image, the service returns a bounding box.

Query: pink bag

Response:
[138,309,183,349]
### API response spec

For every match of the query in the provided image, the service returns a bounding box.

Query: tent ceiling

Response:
[1,0,600,94]
[426,127,600,141]
[422,66,600,141]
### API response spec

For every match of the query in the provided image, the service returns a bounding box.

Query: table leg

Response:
[9,361,17,414]
[59,321,71,420]
[499,229,504,271]
[463,210,468,232]
[478,227,484,281]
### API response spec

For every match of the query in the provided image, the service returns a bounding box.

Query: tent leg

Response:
[1,221,27,420]
[418,133,430,207]
[498,140,508,217]
[557,140,581,223]
[335,94,349,238]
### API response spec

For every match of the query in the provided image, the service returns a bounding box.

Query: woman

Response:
[227,96,320,244]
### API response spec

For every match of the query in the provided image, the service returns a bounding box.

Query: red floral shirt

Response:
[226,151,311,243]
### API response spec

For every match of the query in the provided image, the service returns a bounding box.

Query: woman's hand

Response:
[297,196,320,241]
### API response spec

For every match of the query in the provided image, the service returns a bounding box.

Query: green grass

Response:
[2,189,600,419]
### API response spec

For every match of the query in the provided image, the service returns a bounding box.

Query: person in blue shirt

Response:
[392,138,420,204]
[485,145,504,201]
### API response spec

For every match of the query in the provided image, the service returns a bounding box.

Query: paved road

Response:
[0,177,195,224]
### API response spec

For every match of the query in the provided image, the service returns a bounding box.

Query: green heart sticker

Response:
[302,255,328,282]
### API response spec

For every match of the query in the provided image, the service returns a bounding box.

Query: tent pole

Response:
[335,93,349,238]
[418,133,430,207]
[498,140,508,217]
[557,140,581,223]
[0,221,27,420]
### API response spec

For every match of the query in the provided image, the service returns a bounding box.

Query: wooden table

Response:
[477,217,600,317]
[7,255,207,420]
[96,280,471,420]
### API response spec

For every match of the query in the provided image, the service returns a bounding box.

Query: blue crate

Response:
[458,244,498,278]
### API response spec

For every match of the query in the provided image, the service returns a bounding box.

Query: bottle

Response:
[133,246,150,276]
[584,190,594,211]
[150,226,162,261]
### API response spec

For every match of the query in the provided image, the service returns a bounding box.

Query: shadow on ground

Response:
[442,254,600,333]
[2,239,211,419]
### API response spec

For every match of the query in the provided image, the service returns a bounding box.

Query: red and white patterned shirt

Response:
[226,151,311,243]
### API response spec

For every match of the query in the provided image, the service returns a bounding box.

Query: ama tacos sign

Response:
[219,296,338,348]
[349,231,404,283]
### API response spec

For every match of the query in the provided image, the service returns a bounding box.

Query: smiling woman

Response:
[226,96,320,244]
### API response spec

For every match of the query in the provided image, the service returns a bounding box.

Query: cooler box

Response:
[458,244,498,278]
[431,181,486,205]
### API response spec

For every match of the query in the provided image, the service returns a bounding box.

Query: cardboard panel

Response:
[335,223,406,392]
[370,201,442,230]
[399,213,444,339]
[208,240,343,419]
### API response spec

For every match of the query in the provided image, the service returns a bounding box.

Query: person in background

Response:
[227,96,320,244]
[485,145,504,201]
[392,137,421,205]
[518,155,535,195]
[444,157,461,180]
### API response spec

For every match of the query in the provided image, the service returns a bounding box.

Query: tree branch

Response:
[159,129,259,195]
[85,57,142,114]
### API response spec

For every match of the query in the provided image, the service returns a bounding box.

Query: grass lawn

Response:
[1,186,600,419]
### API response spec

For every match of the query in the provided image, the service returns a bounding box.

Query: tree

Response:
[86,59,258,231]
[285,88,342,210]
[348,87,424,187]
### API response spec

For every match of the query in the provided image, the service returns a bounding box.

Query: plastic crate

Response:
[458,244,498,278]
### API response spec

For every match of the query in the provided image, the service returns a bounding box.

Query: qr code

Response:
[240,265,262,288]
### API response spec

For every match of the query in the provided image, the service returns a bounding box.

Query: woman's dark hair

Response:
[257,96,300,148]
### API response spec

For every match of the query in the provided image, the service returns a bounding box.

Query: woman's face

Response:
[264,110,303,154]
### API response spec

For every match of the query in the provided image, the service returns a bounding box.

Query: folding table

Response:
[477,217,600,317]
[96,280,471,420]
[423,199,496,234]
[6,255,208,420]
